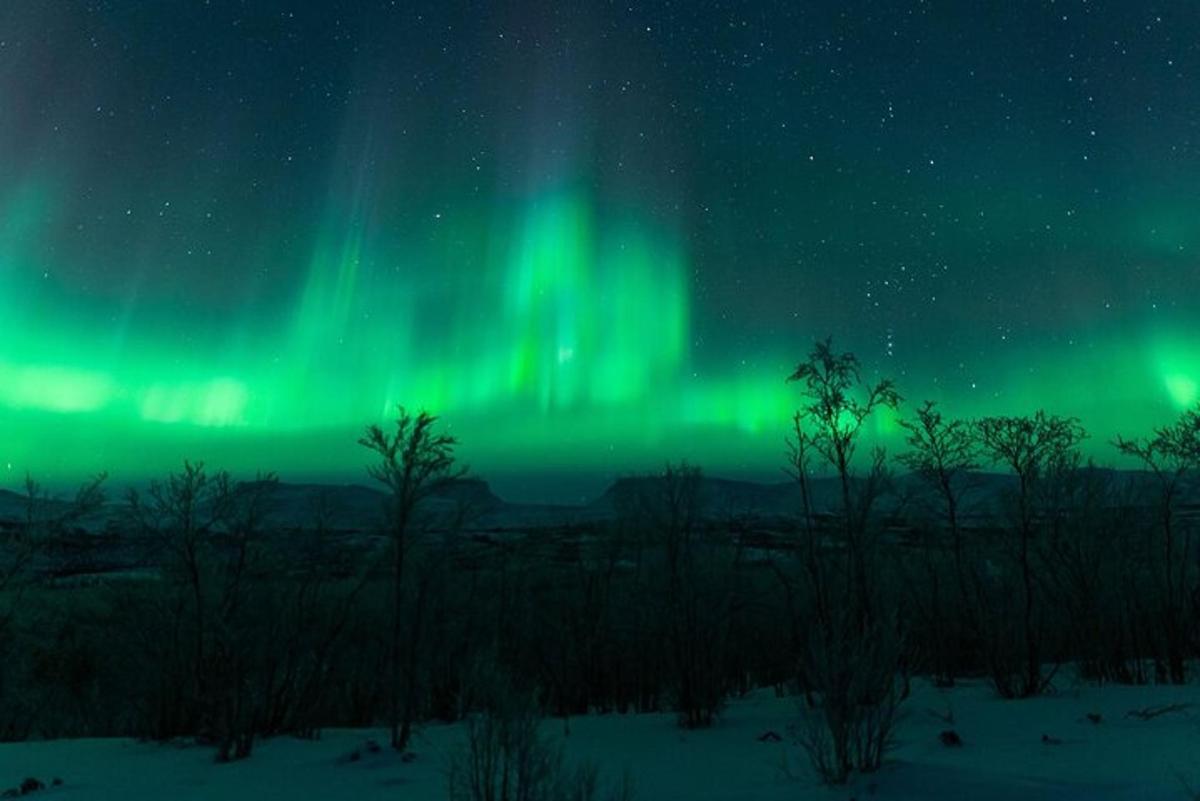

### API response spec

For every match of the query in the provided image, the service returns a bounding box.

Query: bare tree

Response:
[897,401,978,683]
[359,406,466,750]
[21,472,108,538]
[126,463,280,757]
[1038,465,1142,684]
[976,412,1086,697]
[786,339,905,784]
[0,474,107,738]
[1115,406,1200,684]
[623,463,731,728]
[658,463,729,728]
[258,490,377,739]
[127,460,234,723]
[899,401,978,605]
[8,472,106,623]
[787,337,900,625]
[784,411,828,632]
[209,474,278,762]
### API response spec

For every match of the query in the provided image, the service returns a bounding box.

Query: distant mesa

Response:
[1,467,1196,537]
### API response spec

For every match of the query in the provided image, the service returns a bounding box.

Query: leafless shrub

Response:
[798,609,906,784]
[447,669,634,801]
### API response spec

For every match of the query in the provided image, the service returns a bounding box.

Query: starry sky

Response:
[2,2,1198,500]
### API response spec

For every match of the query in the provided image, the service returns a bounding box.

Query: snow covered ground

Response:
[0,678,1196,800]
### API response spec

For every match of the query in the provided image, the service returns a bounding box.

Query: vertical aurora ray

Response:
[277,126,397,430]
[498,190,689,412]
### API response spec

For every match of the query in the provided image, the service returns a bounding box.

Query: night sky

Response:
[2,2,1198,499]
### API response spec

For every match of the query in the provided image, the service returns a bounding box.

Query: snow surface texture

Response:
[0,679,1193,800]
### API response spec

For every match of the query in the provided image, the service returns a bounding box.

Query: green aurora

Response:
[3,166,1196,489]
[2,3,1198,498]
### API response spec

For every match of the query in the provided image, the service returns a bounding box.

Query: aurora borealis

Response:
[2,2,1199,499]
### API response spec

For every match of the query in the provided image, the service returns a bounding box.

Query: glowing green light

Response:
[138,378,249,427]
[2,165,1198,488]
[1165,374,1198,408]
[1152,335,1200,410]
[0,362,115,414]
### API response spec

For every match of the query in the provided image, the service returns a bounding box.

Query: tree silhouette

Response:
[976,411,1086,697]
[642,462,729,729]
[1114,406,1200,684]
[788,337,900,625]
[898,401,979,622]
[127,460,233,730]
[3,473,107,721]
[787,339,904,783]
[359,407,466,751]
